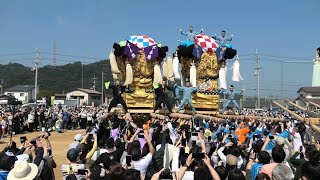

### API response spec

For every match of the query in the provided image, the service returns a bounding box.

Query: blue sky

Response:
[0,0,319,98]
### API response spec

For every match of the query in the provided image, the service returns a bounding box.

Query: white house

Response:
[4,85,39,104]
[66,88,102,106]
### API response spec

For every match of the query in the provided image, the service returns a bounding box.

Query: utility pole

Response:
[81,64,84,88]
[91,74,97,90]
[0,79,3,94]
[255,49,261,109]
[101,71,104,104]
[53,41,56,66]
[35,49,40,102]
[281,62,283,100]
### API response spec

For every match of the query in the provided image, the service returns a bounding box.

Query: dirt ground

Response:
[0,129,86,179]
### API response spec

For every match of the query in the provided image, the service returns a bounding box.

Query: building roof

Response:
[77,88,101,95]
[297,87,320,93]
[294,95,320,106]
[54,94,66,97]
[5,85,37,92]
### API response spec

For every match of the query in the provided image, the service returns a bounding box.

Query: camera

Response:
[160,168,172,179]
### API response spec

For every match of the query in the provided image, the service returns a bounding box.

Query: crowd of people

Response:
[0,105,104,137]
[1,103,320,180]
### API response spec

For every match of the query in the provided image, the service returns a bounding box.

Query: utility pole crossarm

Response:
[91,74,98,90]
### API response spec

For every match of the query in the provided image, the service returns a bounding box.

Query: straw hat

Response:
[8,161,38,180]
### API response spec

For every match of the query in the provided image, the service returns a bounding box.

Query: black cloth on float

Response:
[177,44,195,60]
[177,45,185,60]
[224,48,237,59]
[158,46,168,59]
[113,43,125,56]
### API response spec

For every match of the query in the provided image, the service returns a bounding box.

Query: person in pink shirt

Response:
[260,145,286,179]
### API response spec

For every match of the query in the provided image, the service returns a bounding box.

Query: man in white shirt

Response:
[290,127,303,152]
[217,141,243,169]
[27,111,35,132]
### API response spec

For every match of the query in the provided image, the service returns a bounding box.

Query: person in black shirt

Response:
[153,80,173,113]
[94,137,125,170]
[105,80,128,113]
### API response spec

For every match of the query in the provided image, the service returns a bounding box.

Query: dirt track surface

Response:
[0,129,86,179]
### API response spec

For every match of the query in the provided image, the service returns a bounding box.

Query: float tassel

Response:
[219,65,227,89]
[173,53,181,79]
[190,63,197,87]
[110,51,120,73]
[167,56,174,79]
[232,56,243,82]
[123,63,133,85]
[153,63,163,84]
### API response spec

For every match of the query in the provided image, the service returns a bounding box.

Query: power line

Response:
[260,53,312,61]
[0,58,35,62]
[246,88,297,92]
[41,51,103,60]
[0,52,35,57]
[41,57,81,63]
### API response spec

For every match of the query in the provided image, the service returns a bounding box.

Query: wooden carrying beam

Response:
[150,113,193,120]
[194,114,224,122]
[215,114,284,122]
[273,101,320,133]
[273,101,304,121]
[287,101,306,111]
[309,101,320,108]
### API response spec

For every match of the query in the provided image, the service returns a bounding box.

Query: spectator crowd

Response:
[1,105,320,180]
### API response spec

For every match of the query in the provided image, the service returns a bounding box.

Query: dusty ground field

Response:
[0,129,85,179]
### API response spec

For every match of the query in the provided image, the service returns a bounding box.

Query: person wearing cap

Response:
[213,30,233,47]
[176,81,199,114]
[218,85,243,114]
[61,148,86,180]
[180,26,203,42]
[69,134,83,150]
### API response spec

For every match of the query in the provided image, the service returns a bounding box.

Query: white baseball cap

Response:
[74,134,83,141]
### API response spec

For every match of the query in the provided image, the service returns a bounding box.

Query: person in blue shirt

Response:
[62,110,69,129]
[218,85,243,114]
[180,26,203,42]
[213,30,233,47]
[176,81,199,114]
